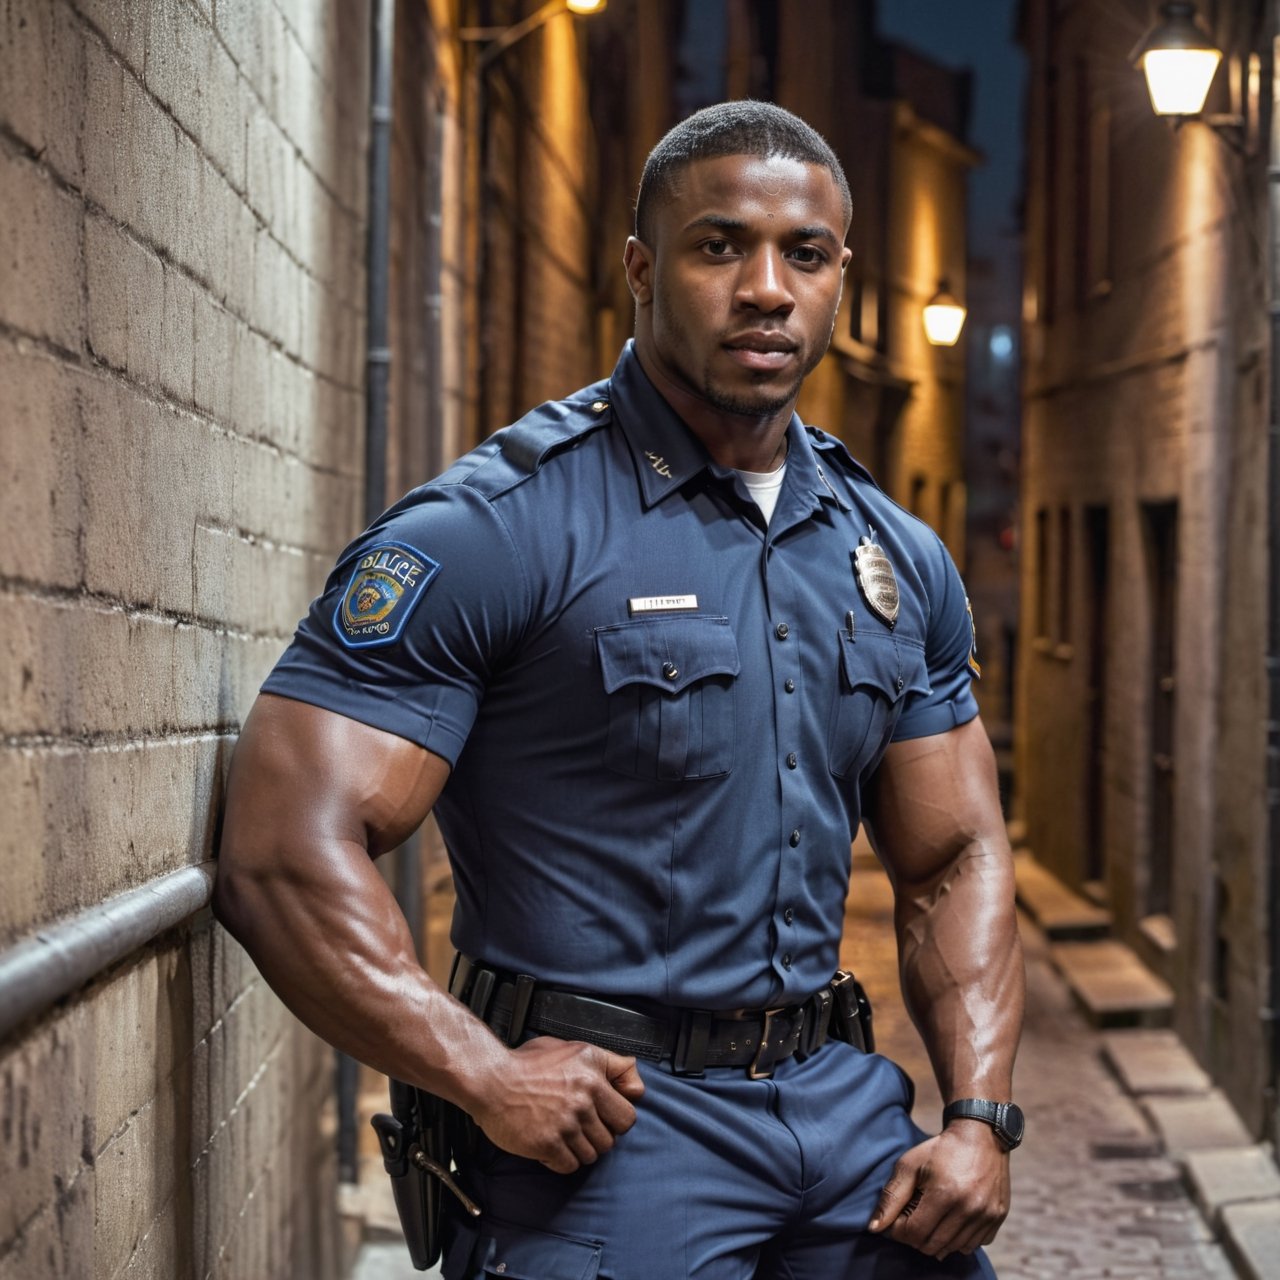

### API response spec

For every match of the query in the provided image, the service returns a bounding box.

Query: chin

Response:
[705,373,805,418]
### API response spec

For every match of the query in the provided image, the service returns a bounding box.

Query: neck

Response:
[635,343,794,473]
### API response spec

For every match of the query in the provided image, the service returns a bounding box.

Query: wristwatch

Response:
[941,1098,1025,1150]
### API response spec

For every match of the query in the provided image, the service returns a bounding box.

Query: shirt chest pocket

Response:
[595,615,740,781]
[828,632,930,779]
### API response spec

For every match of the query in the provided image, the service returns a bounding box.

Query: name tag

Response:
[628,594,699,615]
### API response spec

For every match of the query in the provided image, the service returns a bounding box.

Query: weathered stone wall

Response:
[0,1,369,1274]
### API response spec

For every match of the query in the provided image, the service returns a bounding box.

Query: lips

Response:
[723,333,798,372]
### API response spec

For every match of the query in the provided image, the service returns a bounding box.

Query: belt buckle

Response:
[748,1008,787,1080]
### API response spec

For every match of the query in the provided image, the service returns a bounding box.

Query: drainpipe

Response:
[1268,13,1280,1150]
[338,0,398,1187]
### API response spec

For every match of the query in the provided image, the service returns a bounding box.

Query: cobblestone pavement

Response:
[842,848,1236,1280]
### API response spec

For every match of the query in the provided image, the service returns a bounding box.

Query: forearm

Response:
[213,838,509,1114]
[895,833,1024,1102]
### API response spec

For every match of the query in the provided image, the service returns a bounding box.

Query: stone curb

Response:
[1101,1030,1280,1280]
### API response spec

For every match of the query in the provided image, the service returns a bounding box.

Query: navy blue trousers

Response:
[442,1041,998,1279]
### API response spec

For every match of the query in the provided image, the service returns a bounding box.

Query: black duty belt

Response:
[449,954,872,1079]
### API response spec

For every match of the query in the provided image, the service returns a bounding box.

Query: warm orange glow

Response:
[923,288,966,346]
[1141,47,1222,115]
[566,0,607,13]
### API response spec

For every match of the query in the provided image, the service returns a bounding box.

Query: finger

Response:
[914,1205,973,1260]
[575,1107,621,1160]
[867,1160,920,1233]
[605,1054,646,1100]
[538,1142,581,1175]
[596,1083,639,1136]
[886,1190,947,1253]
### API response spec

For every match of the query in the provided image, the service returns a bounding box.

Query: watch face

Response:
[999,1102,1025,1146]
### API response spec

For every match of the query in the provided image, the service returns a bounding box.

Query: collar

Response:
[608,341,844,514]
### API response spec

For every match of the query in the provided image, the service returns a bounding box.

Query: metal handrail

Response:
[0,862,216,1042]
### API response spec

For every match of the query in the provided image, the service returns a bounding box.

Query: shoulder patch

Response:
[334,541,440,649]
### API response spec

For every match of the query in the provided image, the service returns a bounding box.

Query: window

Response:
[1035,508,1050,640]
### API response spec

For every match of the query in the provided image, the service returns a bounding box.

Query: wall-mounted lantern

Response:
[1132,1,1221,116]
[463,0,607,67]
[1131,1,1248,148]
[923,281,966,347]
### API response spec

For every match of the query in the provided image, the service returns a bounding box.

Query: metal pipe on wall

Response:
[1266,11,1280,1148]
[0,864,216,1043]
[339,0,398,1187]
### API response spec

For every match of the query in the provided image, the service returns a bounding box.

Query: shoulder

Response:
[449,379,615,502]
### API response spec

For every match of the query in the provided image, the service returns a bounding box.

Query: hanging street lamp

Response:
[923,281,967,347]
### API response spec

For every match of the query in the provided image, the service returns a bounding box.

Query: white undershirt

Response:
[735,462,787,525]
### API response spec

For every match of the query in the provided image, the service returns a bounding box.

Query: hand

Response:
[469,1036,646,1174]
[867,1122,1010,1259]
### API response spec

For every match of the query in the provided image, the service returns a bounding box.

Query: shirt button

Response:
[784,678,795,693]
[786,752,798,769]
[661,661,679,681]
[789,829,801,847]
[782,953,793,970]
[783,907,794,925]
[775,622,790,640]
[896,675,904,692]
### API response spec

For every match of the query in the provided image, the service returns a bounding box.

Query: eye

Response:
[702,238,735,257]
[789,245,827,267]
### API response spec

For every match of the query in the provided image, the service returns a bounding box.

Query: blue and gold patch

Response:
[334,541,439,649]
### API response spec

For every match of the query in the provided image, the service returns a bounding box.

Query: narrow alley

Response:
[349,842,1252,1279]
[6,2,1280,1278]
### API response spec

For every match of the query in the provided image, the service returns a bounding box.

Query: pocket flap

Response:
[837,632,930,701]
[473,1216,603,1279]
[595,615,740,695]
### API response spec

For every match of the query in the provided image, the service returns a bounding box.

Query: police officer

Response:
[215,101,1024,1278]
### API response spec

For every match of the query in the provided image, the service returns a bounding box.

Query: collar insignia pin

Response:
[853,534,899,628]
[644,450,673,478]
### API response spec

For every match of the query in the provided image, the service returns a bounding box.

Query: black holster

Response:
[370,1079,481,1270]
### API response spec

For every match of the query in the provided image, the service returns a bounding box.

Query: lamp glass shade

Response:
[923,299,966,346]
[566,0,607,12]
[1140,47,1222,114]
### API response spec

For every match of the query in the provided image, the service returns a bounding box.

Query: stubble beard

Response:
[696,343,824,417]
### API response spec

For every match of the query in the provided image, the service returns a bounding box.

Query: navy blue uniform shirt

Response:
[264,343,979,1010]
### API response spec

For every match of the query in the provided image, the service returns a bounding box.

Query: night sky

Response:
[875,0,1027,259]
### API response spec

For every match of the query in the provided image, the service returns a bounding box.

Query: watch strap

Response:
[942,1098,1024,1149]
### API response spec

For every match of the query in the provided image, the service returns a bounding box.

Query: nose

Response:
[735,247,794,314]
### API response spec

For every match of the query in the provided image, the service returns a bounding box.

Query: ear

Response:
[624,237,654,305]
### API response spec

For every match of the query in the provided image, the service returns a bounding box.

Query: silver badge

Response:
[854,535,899,627]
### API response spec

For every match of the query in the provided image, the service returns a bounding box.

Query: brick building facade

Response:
[1016,0,1277,1142]
[0,2,976,1274]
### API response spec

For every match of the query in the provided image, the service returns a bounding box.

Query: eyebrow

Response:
[682,214,842,247]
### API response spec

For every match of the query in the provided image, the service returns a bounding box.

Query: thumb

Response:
[603,1052,646,1099]
[867,1159,918,1233]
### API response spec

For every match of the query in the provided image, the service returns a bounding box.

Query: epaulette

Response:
[805,424,880,489]
[462,382,613,500]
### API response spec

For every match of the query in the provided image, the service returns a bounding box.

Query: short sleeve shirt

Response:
[264,342,980,1010]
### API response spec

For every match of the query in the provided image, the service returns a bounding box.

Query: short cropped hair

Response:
[634,100,852,244]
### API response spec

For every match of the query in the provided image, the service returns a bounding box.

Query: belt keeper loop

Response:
[673,1010,711,1077]
[801,988,833,1056]
[468,968,496,1020]
[506,974,536,1046]
[449,952,474,1001]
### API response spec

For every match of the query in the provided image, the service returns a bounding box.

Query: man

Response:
[215,101,1024,1278]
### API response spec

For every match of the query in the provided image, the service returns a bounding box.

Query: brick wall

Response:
[0,1,369,1275]
[1017,0,1272,1135]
